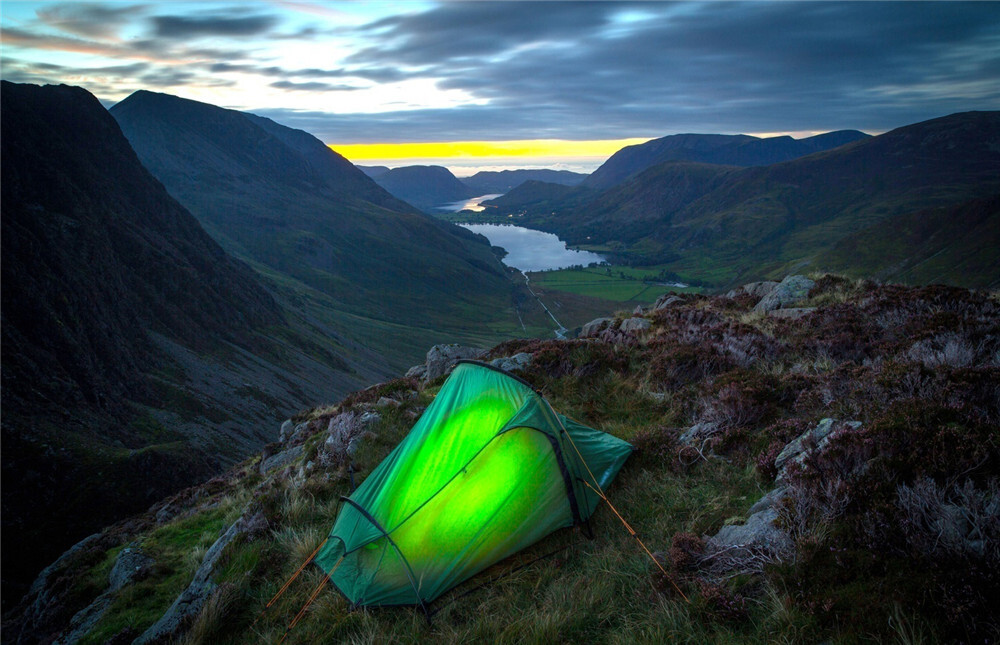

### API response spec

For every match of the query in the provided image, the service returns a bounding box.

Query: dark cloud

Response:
[36,2,147,39]
[151,13,278,38]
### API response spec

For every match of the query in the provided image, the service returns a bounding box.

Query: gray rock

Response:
[706,507,794,559]
[133,513,255,644]
[748,487,789,515]
[768,307,816,320]
[619,317,652,333]
[376,396,400,408]
[424,344,487,381]
[633,305,645,315]
[774,418,862,485]
[678,422,718,446]
[580,317,613,337]
[653,294,683,310]
[405,364,427,379]
[754,275,815,313]
[489,352,533,373]
[109,545,153,592]
[278,419,294,443]
[742,281,780,299]
[259,444,304,474]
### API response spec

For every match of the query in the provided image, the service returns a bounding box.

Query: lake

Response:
[460,223,606,272]
[436,194,503,212]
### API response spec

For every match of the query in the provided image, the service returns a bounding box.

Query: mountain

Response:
[583,130,870,190]
[483,180,595,214]
[0,82,384,606]
[371,164,475,211]
[357,164,390,178]
[523,112,1000,287]
[110,92,514,361]
[461,169,588,194]
[10,277,999,644]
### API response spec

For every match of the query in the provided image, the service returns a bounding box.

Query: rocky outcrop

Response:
[619,317,652,333]
[490,352,533,373]
[753,275,815,312]
[653,294,683,310]
[133,511,267,644]
[580,317,614,338]
[726,281,779,300]
[407,344,487,382]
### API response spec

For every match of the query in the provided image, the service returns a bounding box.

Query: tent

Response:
[314,360,632,614]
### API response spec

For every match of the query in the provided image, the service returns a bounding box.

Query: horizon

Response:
[3,1,998,172]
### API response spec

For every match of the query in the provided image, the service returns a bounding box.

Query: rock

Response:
[653,294,683,310]
[109,544,153,592]
[489,352,533,373]
[134,513,255,644]
[741,281,780,299]
[278,419,294,442]
[580,317,613,337]
[633,305,645,315]
[705,507,794,560]
[768,307,816,320]
[619,317,651,333]
[774,418,862,484]
[678,422,718,446]
[748,487,789,515]
[424,344,487,381]
[754,275,815,313]
[405,364,427,379]
[376,396,400,408]
[259,445,304,474]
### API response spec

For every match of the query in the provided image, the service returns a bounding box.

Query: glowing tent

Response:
[314,360,632,613]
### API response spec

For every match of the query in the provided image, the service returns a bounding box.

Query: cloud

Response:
[35,2,147,39]
[151,13,278,39]
[270,80,359,92]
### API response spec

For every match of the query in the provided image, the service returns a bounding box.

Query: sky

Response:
[3,1,999,174]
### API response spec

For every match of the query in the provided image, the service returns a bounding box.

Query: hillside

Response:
[461,169,588,194]
[583,130,870,190]
[372,165,474,211]
[356,165,390,178]
[110,92,516,363]
[483,179,594,215]
[9,276,998,644]
[516,112,1000,287]
[0,82,386,607]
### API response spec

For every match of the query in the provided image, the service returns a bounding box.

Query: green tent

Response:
[315,360,632,613]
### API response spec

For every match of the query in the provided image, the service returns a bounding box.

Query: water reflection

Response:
[436,194,503,213]
[460,223,606,272]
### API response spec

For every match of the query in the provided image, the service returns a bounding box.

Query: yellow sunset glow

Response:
[329,138,652,161]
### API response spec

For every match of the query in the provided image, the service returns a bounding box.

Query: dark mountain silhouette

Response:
[357,164,390,178]
[461,169,588,195]
[583,130,870,190]
[371,164,475,211]
[0,82,384,605]
[483,180,595,214]
[110,92,511,349]
[515,112,1000,287]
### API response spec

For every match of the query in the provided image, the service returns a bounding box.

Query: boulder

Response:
[580,317,613,338]
[424,344,487,381]
[653,294,683,310]
[405,364,427,380]
[489,352,533,373]
[278,419,294,442]
[754,275,815,313]
[705,507,794,560]
[259,445,304,475]
[619,317,651,333]
[774,418,862,484]
[108,544,153,592]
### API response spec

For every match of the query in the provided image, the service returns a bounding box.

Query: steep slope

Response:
[462,169,588,194]
[357,164,390,178]
[0,82,382,606]
[372,164,475,211]
[533,112,999,286]
[110,92,513,358]
[484,180,594,214]
[583,130,869,190]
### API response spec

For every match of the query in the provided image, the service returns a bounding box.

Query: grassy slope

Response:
[24,276,998,644]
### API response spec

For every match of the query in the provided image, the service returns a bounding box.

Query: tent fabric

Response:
[314,360,632,608]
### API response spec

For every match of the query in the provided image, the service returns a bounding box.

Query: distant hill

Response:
[519,112,1000,288]
[583,130,870,190]
[0,82,384,605]
[462,169,588,195]
[483,180,594,214]
[111,92,513,357]
[357,164,390,178]
[372,165,474,211]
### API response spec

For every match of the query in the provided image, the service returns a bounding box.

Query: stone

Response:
[706,507,794,558]
[678,422,718,446]
[489,352,533,373]
[376,396,400,408]
[619,317,651,333]
[405,364,427,379]
[633,305,645,315]
[424,344,487,381]
[653,294,683,310]
[580,317,613,337]
[754,275,815,313]
[741,281,780,299]
[768,307,816,320]
[259,445,304,474]
[278,419,294,442]
[748,487,789,515]
[774,418,863,484]
[108,544,153,592]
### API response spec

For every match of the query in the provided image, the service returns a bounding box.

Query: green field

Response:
[528,266,703,304]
